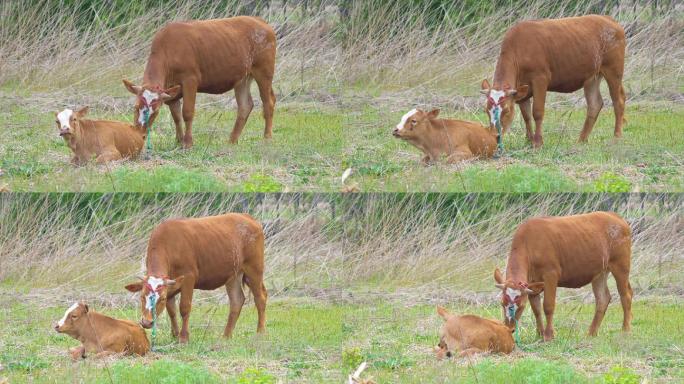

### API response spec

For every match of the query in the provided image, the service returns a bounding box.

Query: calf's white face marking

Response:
[487,90,506,126]
[145,276,165,310]
[395,109,418,131]
[57,109,74,130]
[57,302,80,326]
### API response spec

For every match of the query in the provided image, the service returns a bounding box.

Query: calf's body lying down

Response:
[56,107,145,165]
[393,109,498,164]
[54,302,149,359]
[435,306,514,359]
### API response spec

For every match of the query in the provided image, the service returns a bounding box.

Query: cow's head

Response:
[494,268,544,329]
[122,79,180,130]
[480,80,529,135]
[53,302,89,335]
[392,108,440,140]
[55,107,89,137]
[125,275,184,328]
[434,306,453,360]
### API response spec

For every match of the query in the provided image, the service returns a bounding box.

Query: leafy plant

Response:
[593,172,632,193]
[233,367,276,384]
[342,347,364,370]
[602,366,641,384]
[242,173,283,192]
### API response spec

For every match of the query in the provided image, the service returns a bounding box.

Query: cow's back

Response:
[148,213,264,289]
[501,15,625,93]
[150,16,276,94]
[513,212,631,287]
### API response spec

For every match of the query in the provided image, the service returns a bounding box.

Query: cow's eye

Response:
[411,120,417,124]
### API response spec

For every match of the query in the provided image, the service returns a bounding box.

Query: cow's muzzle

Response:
[392,128,401,137]
[139,318,152,329]
[59,128,71,136]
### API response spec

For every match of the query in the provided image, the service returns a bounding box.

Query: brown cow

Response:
[125,213,267,344]
[435,306,514,359]
[56,107,145,165]
[481,15,626,148]
[123,16,276,149]
[392,109,497,164]
[494,211,632,341]
[53,302,149,360]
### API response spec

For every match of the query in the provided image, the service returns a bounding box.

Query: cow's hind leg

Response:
[603,66,626,138]
[253,69,276,140]
[244,268,267,334]
[166,295,180,338]
[223,273,246,339]
[579,75,604,143]
[168,99,184,145]
[610,260,633,332]
[588,272,611,336]
[229,76,254,144]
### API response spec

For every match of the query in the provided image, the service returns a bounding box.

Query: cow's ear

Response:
[166,275,185,289]
[82,303,89,313]
[123,79,143,95]
[526,282,544,295]
[125,282,143,292]
[427,109,440,119]
[161,85,181,101]
[481,79,491,94]
[494,268,504,285]
[507,84,529,101]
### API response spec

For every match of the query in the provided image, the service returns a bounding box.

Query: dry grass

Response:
[1,193,682,306]
[0,0,681,111]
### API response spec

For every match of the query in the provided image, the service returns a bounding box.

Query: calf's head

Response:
[494,268,543,329]
[55,107,89,137]
[54,302,89,335]
[480,80,528,135]
[434,306,453,359]
[125,275,184,328]
[122,80,180,130]
[392,109,440,140]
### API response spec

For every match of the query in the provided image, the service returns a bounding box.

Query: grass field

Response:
[1,193,682,383]
[1,0,682,192]
[2,292,683,383]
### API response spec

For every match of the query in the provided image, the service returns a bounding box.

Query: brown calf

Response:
[125,213,267,344]
[55,107,145,165]
[123,16,276,149]
[481,15,626,147]
[53,302,149,360]
[494,211,633,341]
[392,109,497,164]
[435,306,514,359]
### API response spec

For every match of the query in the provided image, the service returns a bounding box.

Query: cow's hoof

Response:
[179,337,189,344]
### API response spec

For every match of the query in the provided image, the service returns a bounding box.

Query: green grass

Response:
[1,95,682,192]
[2,292,682,383]
[347,104,684,192]
[1,101,344,192]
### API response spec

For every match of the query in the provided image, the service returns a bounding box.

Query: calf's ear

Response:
[75,106,89,118]
[525,282,544,295]
[125,282,143,292]
[506,85,529,101]
[436,306,449,320]
[427,109,440,119]
[123,79,143,95]
[165,275,185,288]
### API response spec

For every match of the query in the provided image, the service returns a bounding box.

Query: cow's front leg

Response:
[166,294,180,338]
[528,293,544,337]
[181,79,198,149]
[531,80,548,148]
[168,99,184,145]
[178,281,195,343]
[542,276,558,341]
